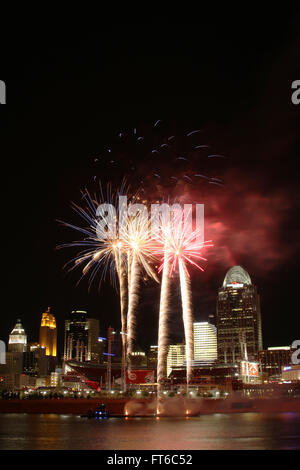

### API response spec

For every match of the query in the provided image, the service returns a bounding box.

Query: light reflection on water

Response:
[0,412,299,450]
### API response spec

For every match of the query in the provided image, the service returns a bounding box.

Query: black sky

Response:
[1,18,300,358]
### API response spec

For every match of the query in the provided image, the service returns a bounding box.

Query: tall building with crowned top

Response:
[39,307,57,357]
[217,266,263,364]
[8,319,27,353]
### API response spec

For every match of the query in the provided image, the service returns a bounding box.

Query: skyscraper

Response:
[216,266,263,364]
[167,344,186,377]
[8,319,27,353]
[3,319,27,388]
[23,343,48,376]
[39,307,57,356]
[147,345,158,369]
[64,310,101,363]
[64,310,88,362]
[258,346,292,377]
[86,317,101,363]
[131,347,147,368]
[193,322,217,365]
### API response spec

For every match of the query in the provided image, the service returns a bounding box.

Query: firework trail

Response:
[58,183,161,385]
[127,250,132,288]
[115,246,127,339]
[157,251,171,396]
[116,245,128,391]
[57,184,132,390]
[155,208,213,393]
[123,208,159,370]
[126,251,140,366]
[178,258,193,390]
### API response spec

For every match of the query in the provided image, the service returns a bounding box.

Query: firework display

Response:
[154,208,213,393]
[57,184,159,387]
[91,120,226,199]
[59,120,218,393]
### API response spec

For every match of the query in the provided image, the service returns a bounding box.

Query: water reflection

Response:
[0,412,299,450]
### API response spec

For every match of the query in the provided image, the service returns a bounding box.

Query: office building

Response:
[258,346,292,377]
[23,343,48,376]
[131,348,147,368]
[217,266,263,364]
[193,322,217,365]
[167,344,186,377]
[39,307,57,357]
[64,310,101,363]
[86,317,101,362]
[147,345,158,368]
[8,319,27,353]
[281,365,300,382]
[64,310,88,362]
[0,350,24,390]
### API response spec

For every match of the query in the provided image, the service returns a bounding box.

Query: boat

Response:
[81,403,110,419]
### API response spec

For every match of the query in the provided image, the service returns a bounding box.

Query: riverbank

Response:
[0,397,300,415]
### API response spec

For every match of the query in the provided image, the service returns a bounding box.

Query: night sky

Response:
[1,18,300,358]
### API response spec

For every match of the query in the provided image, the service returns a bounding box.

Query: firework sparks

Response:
[58,184,159,380]
[58,118,224,398]
[122,207,159,369]
[126,250,140,362]
[57,190,122,289]
[92,120,226,199]
[179,257,193,389]
[115,243,128,391]
[57,185,130,389]
[154,208,213,393]
[157,251,171,395]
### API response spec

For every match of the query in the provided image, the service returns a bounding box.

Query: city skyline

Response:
[1,263,297,361]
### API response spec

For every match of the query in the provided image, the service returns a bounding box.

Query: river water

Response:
[0,412,299,450]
